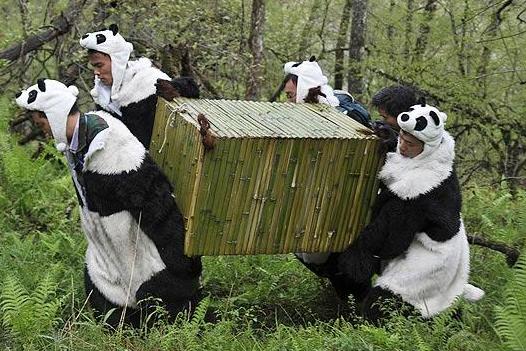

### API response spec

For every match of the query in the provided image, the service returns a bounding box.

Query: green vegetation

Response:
[1,0,525,349]
[0,95,524,349]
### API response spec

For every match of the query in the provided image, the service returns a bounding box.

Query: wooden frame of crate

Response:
[150,98,382,256]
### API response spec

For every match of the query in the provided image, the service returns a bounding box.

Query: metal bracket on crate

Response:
[158,103,189,154]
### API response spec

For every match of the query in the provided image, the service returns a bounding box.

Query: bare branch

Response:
[0,0,87,62]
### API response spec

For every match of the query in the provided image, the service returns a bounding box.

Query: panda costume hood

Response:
[15,79,79,152]
[381,103,451,199]
[79,24,133,105]
[283,57,339,106]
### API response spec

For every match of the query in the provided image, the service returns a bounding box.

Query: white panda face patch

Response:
[397,104,447,147]
[15,78,47,110]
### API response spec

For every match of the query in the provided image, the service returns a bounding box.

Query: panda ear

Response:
[37,78,46,92]
[418,96,426,107]
[309,55,316,62]
[109,24,119,35]
[429,111,440,126]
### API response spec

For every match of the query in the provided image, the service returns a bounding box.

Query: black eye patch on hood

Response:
[28,90,37,104]
[96,34,106,44]
[429,110,440,126]
[414,116,428,131]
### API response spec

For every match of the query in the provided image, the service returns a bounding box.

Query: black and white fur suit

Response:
[299,104,484,323]
[15,79,202,328]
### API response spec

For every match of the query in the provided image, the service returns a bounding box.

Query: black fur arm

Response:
[338,197,426,282]
[120,94,158,148]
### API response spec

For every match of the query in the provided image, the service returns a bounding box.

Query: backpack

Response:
[333,90,372,128]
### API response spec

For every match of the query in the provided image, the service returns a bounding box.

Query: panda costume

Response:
[79,24,170,148]
[338,103,484,323]
[15,79,202,328]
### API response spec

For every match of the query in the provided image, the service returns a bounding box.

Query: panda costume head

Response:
[397,103,447,159]
[283,56,339,106]
[79,24,133,97]
[15,79,79,152]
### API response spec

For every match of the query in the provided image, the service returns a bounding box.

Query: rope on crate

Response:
[158,103,188,154]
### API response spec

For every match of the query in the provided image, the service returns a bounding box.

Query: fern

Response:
[0,275,30,332]
[0,273,63,347]
[190,295,210,329]
[411,324,432,351]
[495,253,526,351]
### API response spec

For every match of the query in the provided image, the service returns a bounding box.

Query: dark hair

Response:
[304,86,326,103]
[68,102,79,116]
[87,49,110,57]
[284,73,298,86]
[371,85,417,117]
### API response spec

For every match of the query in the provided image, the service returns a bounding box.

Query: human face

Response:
[399,130,424,158]
[378,107,399,130]
[88,51,113,86]
[284,79,297,103]
[31,111,52,138]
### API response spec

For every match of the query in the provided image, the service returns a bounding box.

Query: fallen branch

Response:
[467,233,521,267]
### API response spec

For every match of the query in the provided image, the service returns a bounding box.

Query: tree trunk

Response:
[245,0,265,101]
[387,0,396,61]
[477,0,514,97]
[297,0,322,58]
[404,0,414,58]
[413,0,438,63]
[334,0,352,90]
[446,0,470,76]
[347,0,368,97]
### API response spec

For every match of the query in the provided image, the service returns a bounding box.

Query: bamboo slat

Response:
[151,98,382,256]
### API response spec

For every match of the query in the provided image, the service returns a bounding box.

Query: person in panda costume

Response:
[337,103,484,323]
[79,24,199,148]
[15,79,202,328]
[282,56,340,106]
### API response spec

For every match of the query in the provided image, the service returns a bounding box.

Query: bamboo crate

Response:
[150,98,382,256]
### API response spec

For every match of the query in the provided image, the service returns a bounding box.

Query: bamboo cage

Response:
[150,98,382,256]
